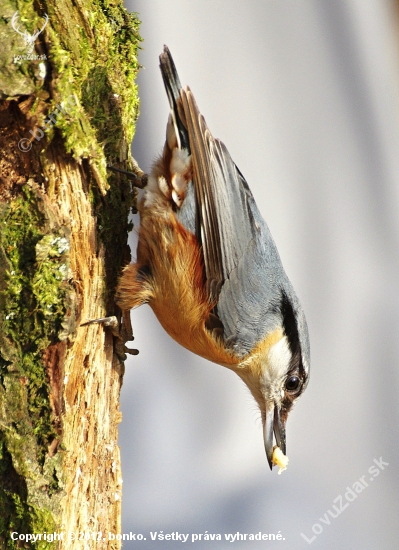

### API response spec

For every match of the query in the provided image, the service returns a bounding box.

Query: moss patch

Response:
[1,187,68,452]
[0,188,69,544]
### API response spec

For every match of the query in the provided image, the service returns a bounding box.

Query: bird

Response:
[115,45,310,470]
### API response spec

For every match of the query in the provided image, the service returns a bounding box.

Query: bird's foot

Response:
[81,311,138,361]
[106,164,148,189]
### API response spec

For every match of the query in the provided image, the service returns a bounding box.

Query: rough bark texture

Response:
[0,1,141,548]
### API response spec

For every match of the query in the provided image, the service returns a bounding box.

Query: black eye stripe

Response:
[280,290,308,385]
[280,291,300,356]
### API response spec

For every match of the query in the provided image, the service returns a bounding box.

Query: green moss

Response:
[4,1,141,184]
[16,1,142,295]
[0,189,68,462]
[35,1,142,181]
[0,186,70,541]
[0,433,58,550]
[4,0,141,293]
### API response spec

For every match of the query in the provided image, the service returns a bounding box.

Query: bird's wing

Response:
[180,88,295,356]
[159,47,308,360]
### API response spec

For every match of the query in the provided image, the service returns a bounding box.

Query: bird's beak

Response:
[264,401,286,470]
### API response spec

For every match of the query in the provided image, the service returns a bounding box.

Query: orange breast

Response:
[138,209,239,367]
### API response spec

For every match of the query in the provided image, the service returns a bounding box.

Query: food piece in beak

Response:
[272,445,289,475]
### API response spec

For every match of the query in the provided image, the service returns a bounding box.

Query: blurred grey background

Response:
[120,1,399,548]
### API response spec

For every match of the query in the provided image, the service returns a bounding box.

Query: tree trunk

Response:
[0,1,141,547]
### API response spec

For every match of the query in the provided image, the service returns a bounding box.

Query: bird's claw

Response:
[106,165,148,189]
[81,315,119,332]
[81,312,138,361]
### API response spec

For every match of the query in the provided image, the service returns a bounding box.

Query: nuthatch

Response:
[116,46,310,470]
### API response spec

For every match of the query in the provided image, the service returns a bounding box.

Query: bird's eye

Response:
[285,375,302,394]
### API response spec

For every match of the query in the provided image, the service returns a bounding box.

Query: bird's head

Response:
[236,293,310,469]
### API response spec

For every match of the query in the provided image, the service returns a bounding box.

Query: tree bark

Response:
[0,1,141,547]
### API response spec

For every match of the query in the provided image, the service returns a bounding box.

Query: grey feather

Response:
[159,46,310,367]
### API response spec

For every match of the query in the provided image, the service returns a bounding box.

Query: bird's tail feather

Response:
[159,45,190,152]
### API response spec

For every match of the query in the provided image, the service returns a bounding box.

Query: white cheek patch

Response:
[267,336,292,381]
